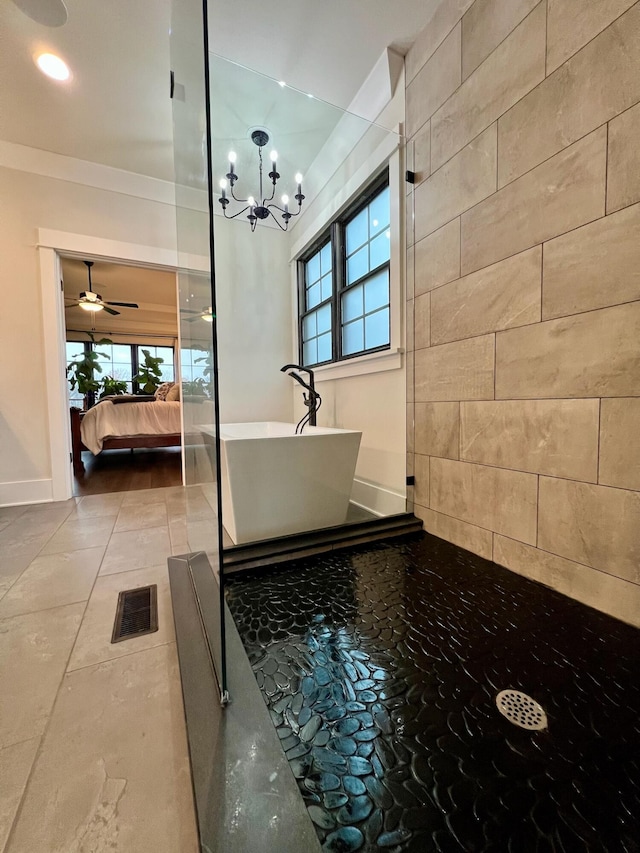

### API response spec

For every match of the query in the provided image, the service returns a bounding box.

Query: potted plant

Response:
[98,376,129,399]
[134,349,165,394]
[66,335,112,409]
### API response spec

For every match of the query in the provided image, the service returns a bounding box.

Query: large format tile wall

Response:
[405,0,640,627]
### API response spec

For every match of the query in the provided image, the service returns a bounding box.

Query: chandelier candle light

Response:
[218,129,304,231]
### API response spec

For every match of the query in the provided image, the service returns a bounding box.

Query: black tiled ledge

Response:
[223,513,423,574]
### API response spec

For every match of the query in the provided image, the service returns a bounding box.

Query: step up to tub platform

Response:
[222,513,423,574]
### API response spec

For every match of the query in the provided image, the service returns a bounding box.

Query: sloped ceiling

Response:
[1,0,432,182]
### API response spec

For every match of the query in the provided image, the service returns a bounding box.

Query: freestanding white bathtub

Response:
[214,421,362,544]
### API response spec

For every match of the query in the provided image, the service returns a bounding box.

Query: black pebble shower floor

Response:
[225,532,640,852]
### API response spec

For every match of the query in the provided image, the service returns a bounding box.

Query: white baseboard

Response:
[350,478,406,517]
[0,479,54,507]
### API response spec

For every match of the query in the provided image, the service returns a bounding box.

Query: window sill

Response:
[312,348,404,382]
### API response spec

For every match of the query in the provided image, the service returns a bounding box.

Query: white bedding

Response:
[80,400,181,455]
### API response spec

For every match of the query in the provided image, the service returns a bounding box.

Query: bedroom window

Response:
[66,341,175,400]
[297,173,390,367]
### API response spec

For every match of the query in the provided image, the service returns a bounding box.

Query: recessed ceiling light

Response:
[36,52,70,81]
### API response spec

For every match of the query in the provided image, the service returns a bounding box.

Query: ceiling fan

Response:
[182,306,215,323]
[11,0,67,26]
[65,261,139,316]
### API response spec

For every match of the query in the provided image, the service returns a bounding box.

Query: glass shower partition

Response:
[170,0,226,699]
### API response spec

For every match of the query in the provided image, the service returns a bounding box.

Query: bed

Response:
[70,399,182,475]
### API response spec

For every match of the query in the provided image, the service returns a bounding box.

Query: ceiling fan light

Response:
[79,301,103,312]
[36,52,70,81]
[201,311,214,322]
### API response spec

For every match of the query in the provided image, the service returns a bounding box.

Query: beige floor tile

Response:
[6,645,198,853]
[68,564,175,672]
[40,516,116,556]
[0,604,84,749]
[120,487,168,507]
[0,552,37,585]
[184,520,218,554]
[0,548,104,619]
[0,737,40,852]
[70,492,125,519]
[114,502,168,533]
[99,526,171,575]
[0,507,28,526]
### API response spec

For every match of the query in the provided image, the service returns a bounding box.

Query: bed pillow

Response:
[155,382,175,401]
[166,384,181,402]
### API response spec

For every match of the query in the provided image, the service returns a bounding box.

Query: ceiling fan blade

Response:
[181,309,204,315]
[103,306,121,316]
[11,0,67,26]
[105,301,139,308]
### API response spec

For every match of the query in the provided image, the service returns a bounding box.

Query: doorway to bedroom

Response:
[61,257,184,497]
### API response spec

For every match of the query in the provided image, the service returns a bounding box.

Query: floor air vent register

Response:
[111,585,158,643]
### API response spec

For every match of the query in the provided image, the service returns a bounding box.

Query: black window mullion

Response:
[297,258,306,365]
[132,344,140,395]
[331,221,342,363]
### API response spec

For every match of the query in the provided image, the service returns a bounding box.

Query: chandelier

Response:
[218,129,304,232]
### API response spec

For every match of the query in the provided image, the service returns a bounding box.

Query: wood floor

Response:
[72,447,182,496]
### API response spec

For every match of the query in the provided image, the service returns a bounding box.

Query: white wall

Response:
[285,68,407,516]
[0,163,178,503]
[213,215,294,424]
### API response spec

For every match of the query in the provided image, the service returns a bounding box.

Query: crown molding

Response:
[0,139,208,212]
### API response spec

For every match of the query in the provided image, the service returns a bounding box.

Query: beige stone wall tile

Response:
[406,451,415,477]
[431,247,541,345]
[414,292,430,350]
[415,219,460,296]
[415,334,495,402]
[414,124,431,186]
[493,535,640,628]
[406,353,415,404]
[462,127,606,275]
[415,124,497,242]
[406,244,415,300]
[431,2,545,170]
[607,102,640,214]
[406,298,415,352]
[414,453,430,507]
[405,137,414,195]
[430,457,538,543]
[406,192,414,249]
[406,403,415,453]
[415,402,460,459]
[538,476,640,582]
[406,25,461,139]
[462,0,539,80]
[599,398,640,491]
[496,301,640,399]
[547,0,637,74]
[543,204,640,319]
[499,4,640,186]
[460,399,599,481]
[406,0,475,85]
[415,505,494,560]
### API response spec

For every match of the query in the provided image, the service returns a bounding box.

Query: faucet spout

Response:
[281,363,320,431]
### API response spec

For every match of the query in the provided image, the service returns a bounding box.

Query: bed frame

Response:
[70,407,181,476]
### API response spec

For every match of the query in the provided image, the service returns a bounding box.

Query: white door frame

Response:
[38,228,209,502]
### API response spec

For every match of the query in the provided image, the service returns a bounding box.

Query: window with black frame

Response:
[298,175,390,367]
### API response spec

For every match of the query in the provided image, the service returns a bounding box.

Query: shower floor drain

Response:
[496,689,547,730]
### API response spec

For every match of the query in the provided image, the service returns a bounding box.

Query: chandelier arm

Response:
[229,184,250,204]
[266,208,289,231]
[267,203,303,219]
[223,205,253,221]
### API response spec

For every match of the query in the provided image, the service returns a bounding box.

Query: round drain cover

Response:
[496,689,547,730]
